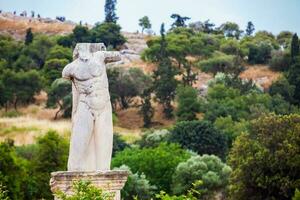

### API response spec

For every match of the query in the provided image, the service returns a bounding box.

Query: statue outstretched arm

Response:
[103,51,122,64]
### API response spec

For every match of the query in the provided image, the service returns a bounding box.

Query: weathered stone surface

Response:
[50,170,128,200]
[62,43,121,172]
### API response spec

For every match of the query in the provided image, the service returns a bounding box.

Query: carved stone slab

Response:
[50,170,128,200]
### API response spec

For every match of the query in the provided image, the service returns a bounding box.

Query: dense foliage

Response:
[112,143,191,192]
[1,4,300,199]
[170,120,228,159]
[228,114,300,200]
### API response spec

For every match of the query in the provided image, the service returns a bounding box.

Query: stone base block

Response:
[50,170,128,200]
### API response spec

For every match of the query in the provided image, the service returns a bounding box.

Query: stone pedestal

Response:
[50,170,128,200]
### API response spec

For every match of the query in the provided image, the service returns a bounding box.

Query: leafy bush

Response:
[114,165,157,200]
[0,140,25,200]
[112,143,191,192]
[228,114,300,200]
[214,116,249,147]
[172,155,231,196]
[198,52,243,75]
[0,183,10,200]
[269,50,291,71]
[269,76,295,103]
[32,130,69,199]
[136,129,170,148]
[170,120,228,159]
[107,67,152,109]
[46,78,72,119]
[56,180,113,200]
[113,133,129,156]
[175,86,201,121]
[248,42,273,64]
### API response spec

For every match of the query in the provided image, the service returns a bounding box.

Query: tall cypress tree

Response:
[245,21,255,36]
[104,0,118,23]
[153,23,178,118]
[25,28,33,45]
[291,33,299,62]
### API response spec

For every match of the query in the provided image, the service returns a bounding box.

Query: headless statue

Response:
[62,43,121,171]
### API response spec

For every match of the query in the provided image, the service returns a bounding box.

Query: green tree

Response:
[170,120,228,159]
[269,76,295,103]
[47,78,72,119]
[287,58,300,104]
[112,143,191,192]
[291,33,300,62]
[0,140,25,200]
[171,14,190,28]
[277,31,293,49]
[139,16,152,34]
[104,0,118,23]
[175,86,201,121]
[72,25,91,43]
[269,50,291,71]
[91,22,126,48]
[43,58,69,84]
[198,52,243,75]
[33,131,69,199]
[107,67,151,109]
[0,70,43,110]
[220,22,243,39]
[153,23,178,118]
[46,45,72,61]
[172,155,231,196]
[245,21,255,36]
[140,87,154,127]
[248,42,273,64]
[228,114,300,200]
[25,28,33,45]
[23,34,55,68]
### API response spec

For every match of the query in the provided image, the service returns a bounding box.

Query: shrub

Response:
[56,180,113,200]
[112,143,191,192]
[269,50,291,71]
[248,42,273,64]
[172,155,231,196]
[198,52,243,75]
[175,86,201,121]
[228,114,300,200]
[114,165,157,200]
[32,130,69,199]
[170,120,228,159]
[214,116,249,147]
[113,133,129,156]
[136,129,170,148]
[269,76,295,103]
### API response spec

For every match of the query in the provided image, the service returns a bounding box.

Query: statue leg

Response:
[94,102,113,171]
[68,102,95,171]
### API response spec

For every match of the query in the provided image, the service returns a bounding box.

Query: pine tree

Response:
[25,28,33,45]
[291,33,299,62]
[246,21,255,36]
[170,14,190,28]
[140,87,154,127]
[153,23,178,118]
[104,0,118,23]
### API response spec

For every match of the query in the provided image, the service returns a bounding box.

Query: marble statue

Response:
[62,43,121,171]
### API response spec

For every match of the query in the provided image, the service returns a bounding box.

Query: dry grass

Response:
[0,116,71,145]
[240,65,281,90]
[0,13,75,39]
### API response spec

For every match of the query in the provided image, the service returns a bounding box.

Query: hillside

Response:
[0,12,282,145]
